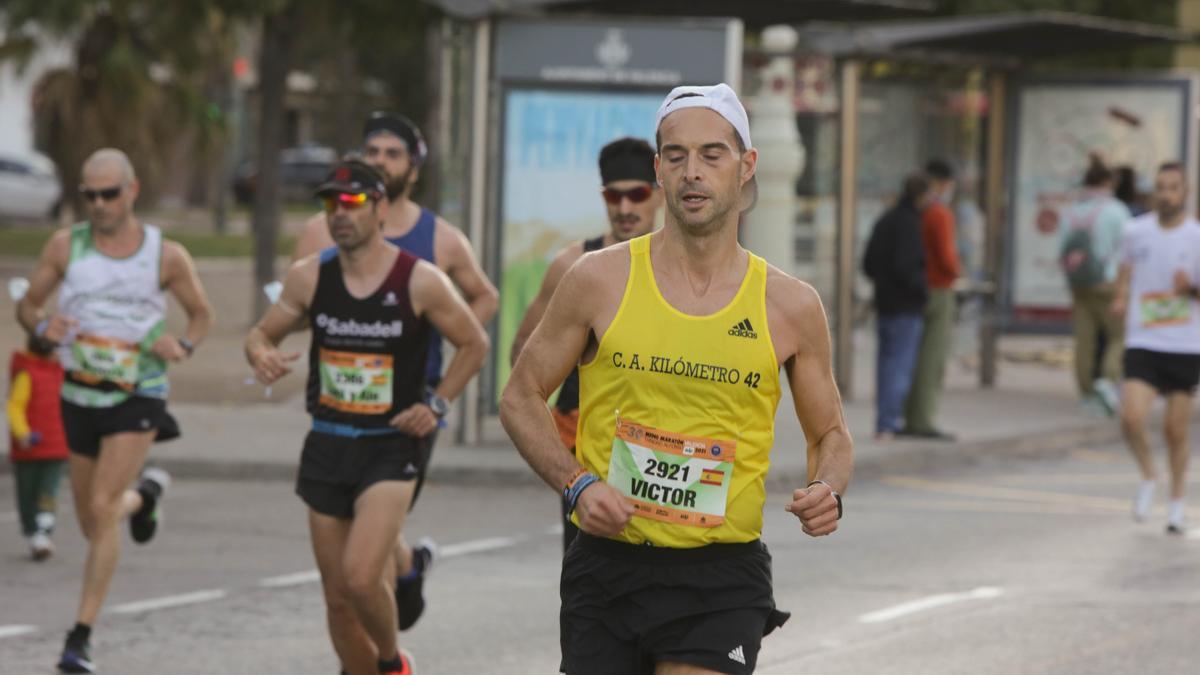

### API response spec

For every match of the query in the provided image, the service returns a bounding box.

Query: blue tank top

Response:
[387,208,443,383]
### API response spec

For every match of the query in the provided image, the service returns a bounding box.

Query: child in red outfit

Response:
[7,336,69,560]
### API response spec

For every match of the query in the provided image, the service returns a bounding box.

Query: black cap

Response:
[363,112,428,166]
[599,137,656,185]
[315,159,387,199]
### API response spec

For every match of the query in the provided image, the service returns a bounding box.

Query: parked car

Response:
[0,152,61,221]
[232,144,338,205]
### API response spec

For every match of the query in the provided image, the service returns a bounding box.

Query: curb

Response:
[2,422,1125,487]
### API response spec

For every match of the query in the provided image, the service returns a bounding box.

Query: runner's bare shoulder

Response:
[764,264,826,354]
[282,249,322,304]
[553,241,632,324]
[39,226,73,268]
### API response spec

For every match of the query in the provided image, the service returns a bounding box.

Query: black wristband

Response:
[178,337,195,357]
[807,480,843,520]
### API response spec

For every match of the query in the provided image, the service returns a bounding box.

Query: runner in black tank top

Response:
[245,160,488,674]
[508,138,664,551]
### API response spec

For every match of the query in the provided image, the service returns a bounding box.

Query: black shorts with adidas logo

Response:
[560,533,790,675]
[295,430,425,519]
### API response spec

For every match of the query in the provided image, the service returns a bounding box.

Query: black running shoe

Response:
[395,538,437,631]
[57,633,94,673]
[130,467,170,544]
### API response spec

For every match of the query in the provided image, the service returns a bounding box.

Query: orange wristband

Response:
[563,467,588,493]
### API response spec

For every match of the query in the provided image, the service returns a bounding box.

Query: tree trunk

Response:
[251,4,296,320]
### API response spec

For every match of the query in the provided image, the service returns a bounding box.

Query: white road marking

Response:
[440,536,518,557]
[0,625,38,639]
[259,570,321,588]
[255,528,552,589]
[108,589,228,615]
[858,586,1003,624]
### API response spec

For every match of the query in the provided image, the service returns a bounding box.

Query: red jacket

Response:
[8,351,68,461]
[922,202,962,289]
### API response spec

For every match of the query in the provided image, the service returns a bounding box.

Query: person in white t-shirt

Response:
[1112,162,1200,534]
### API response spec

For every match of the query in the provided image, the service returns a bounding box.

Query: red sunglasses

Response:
[322,192,371,213]
[601,185,654,205]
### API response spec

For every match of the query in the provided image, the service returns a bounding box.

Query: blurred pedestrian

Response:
[7,335,68,561]
[1059,155,1129,416]
[864,173,931,440]
[902,159,961,440]
[1115,165,1149,217]
[1112,162,1200,534]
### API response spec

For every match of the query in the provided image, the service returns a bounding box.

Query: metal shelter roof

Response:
[797,11,1194,65]
[424,0,934,25]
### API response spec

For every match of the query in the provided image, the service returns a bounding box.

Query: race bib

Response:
[72,334,140,389]
[318,348,393,414]
[607,418,735,528]
[1140,292,1191,328]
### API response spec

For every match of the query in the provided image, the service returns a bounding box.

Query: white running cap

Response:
[655,84,752,150]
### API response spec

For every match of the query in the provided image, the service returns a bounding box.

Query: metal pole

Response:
[835,59,861,400]
[461,18,492,446]
[980,72,1007,389]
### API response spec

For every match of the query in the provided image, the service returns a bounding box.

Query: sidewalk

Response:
[3,333,1131,489]
[0,254,1137,486]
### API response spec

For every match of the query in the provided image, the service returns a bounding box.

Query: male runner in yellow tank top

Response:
[501,84,854,675]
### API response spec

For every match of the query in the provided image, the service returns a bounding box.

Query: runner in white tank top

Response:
[15,148,213,673]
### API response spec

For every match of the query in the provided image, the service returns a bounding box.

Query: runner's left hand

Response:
[390,403,438,437]
[786,484,839,537]
[1173,269,1192,296]
[151,335,188,362]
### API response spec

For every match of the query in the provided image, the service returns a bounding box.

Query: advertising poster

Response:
[494,89,662,402]
[1009,78,1195,321]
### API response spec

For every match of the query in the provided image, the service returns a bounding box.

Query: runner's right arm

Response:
[15,229,75,343]
[500,254,634,537]
[509,242,583,366]
[245,257,317,384]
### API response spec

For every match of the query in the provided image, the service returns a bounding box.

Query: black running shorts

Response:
[61,397,180,458]
[560,533,790,675]
[1124,348,1200,395]
[295,430,423,519]
[409,428,438,511]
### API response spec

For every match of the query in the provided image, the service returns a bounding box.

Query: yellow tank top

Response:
[576,234,782,547]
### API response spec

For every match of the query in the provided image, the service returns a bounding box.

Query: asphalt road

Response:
[1,439,1198,674]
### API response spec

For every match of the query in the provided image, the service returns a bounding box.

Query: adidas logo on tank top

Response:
[728,318,757,339]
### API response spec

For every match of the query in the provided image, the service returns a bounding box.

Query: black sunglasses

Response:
[79,185,123,203]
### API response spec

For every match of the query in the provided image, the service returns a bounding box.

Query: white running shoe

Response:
[1166,500,1187,535]
[1133,481,1156,522]
[1093,379,1120,417]
[29,532,54,561]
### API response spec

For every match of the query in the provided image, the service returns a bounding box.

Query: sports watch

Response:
[428,395,450,418]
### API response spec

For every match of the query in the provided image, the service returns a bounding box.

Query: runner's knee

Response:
[343,557,385,602]
[88,492,126,526]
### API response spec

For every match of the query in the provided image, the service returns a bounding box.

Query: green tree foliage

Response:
[1,1,241,209]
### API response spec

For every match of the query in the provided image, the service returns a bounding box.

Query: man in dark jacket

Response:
[864,173,932,440]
